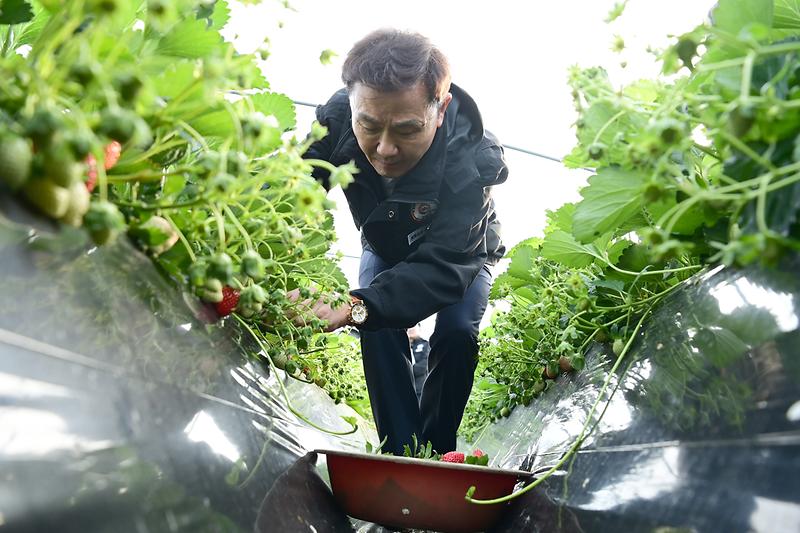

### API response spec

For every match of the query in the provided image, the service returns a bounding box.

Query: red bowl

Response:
[317,449,533,533]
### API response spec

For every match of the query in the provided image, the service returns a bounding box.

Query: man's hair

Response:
[342,29,451,104]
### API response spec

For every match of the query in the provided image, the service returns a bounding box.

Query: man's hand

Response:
[286,288,351,332]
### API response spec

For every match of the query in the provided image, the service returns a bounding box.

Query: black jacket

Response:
[304,84,508,330]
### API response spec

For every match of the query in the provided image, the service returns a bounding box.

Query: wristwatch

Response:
[347,296,368,326]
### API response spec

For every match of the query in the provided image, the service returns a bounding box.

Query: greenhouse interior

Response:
[1,0,799,532]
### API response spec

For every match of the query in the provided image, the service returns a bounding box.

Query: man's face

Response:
[349,82,451,178]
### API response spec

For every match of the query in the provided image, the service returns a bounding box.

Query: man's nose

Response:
[375,132,398,157]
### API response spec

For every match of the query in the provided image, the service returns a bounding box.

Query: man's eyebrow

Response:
[356,113,380,125]
[391,118,425,129]
[355,113,425,129]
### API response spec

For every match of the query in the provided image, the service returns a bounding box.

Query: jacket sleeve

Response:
[302,93,348,190]
[351,182,495,330]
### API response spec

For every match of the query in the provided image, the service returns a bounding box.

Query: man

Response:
[295,28,507,455]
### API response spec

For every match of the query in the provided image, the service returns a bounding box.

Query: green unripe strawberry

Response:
[68,62,98,85]
[643,182,665,203]
[132,215,178,255]
[241,112,272,138]
[241,250,265,280]
[226,151,248,176]
[198,277,224,303]
[208,173,235,193]
[44,144,83,187]
[65,130,95,160]
[207,253,234,284]
[148,0,170,16]
[196,151,221,177]
[25,108,62,146]
[84,200,126,245]
[241,284,266,303]
[98,108,137,144]
[88,0,119,14]
[675,37,697,70]
[114,72,144,104]
[612,338,626,356]
[587,142,606,160]
[727,105,754,138]
[189,262,207,287]
[59,181,91,227]
[22,178,70,219]
[0,134,33,191]
[649,118,685,145]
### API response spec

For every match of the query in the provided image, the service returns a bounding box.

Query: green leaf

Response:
[712,0,773,35]
[607,239,632,264]
[774,0,800,28]
[572,168,645,243]
[505,236,542,258]
[251,92,296,131]
[506,243,539,282]
[189,108,234,138]
[130,223,170,247]
[592,278,625,292]
[563,145,589,169]
[12,2,47,45]
[513,287,538,303]
[622,79,661,102]
[605,0,628,23]
[490,272,528,299]
[163,174,186,197]
[545,203,575,234]
[150,61,198,99]
[541,230,597,268]
[293,257,348,289]
[0,0,33,24]
[157,18,222,58]
[576,101,620,147]
[210,0,230,30]
[340,415,358,429]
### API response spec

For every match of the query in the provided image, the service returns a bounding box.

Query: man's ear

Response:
[435,92,453,128]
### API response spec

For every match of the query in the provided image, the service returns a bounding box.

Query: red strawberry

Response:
[215,286,240,316]
[440,451,465,463]
[104,140,122,170]
[85,153,98,192]
[472,449,485,457]
[84,142,121,193]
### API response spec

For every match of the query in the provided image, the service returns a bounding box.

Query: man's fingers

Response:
[286,288,301,302]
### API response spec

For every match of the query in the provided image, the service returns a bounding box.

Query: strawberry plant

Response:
[464,0,800,505]
[0,0,365,434]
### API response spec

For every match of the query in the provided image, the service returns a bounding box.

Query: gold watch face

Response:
[351,303,368,324]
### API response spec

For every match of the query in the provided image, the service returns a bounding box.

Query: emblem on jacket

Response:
[410,202,437,222]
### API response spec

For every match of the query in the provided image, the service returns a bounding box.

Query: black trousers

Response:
[358,248,492,455]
